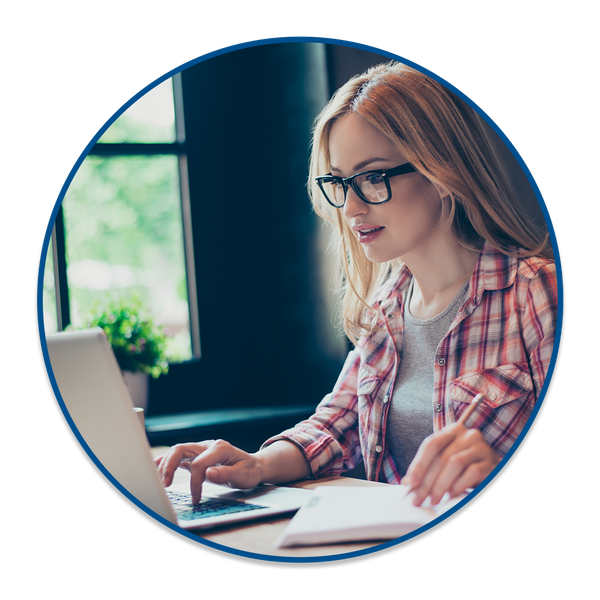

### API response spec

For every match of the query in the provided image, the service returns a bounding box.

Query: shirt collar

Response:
[473,241,518,293]
[390,240,518,300]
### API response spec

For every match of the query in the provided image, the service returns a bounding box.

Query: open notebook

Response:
[276,484,465,547]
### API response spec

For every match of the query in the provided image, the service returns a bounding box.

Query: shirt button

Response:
[438,358,446,366]
[435,403,443,412]
[489,392,497,401]
[473,295,480,303]
[383,395,389,404]
[387,313,394,319]
[375,445,383,453]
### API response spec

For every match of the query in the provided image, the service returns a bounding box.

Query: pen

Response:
[457,393,484,426]
[404,393,485,490]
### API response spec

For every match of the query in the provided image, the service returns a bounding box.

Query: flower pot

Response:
[122,370,149,411]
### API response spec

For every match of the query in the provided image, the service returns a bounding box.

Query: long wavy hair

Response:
[308,62,551,344]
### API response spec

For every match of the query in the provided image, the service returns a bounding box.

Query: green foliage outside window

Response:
[44,76,192,361]
[62,155,191,361]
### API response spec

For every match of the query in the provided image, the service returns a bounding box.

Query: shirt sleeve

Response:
[261,348,363,478]
[522,261,559,399]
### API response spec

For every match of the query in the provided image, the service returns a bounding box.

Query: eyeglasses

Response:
[315,163,417,208]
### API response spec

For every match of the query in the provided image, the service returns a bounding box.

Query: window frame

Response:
[48,73,201,361]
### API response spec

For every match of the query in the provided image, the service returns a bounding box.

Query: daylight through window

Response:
[44,77,195,363]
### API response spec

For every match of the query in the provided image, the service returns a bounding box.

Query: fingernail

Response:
[408,491,419,506]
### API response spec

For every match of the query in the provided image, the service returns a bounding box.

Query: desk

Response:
[151,446,389,558]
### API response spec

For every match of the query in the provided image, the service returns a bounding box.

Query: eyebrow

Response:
[330,157,393,175]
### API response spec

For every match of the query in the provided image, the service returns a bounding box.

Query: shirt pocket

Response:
[449,363,533,409]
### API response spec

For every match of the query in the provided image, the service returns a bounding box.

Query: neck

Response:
[404,235,480,320]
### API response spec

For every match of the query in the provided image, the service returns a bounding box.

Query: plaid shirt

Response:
[264,242,558,484]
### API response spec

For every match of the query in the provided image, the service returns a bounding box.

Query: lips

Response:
[354,225,385,244]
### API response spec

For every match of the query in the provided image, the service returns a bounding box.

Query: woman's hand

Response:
[402,423,500,506]
[154,440,264,504]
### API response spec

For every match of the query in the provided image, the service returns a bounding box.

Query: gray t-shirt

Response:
[386,279,470,477]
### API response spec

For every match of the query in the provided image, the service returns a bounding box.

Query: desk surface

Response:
[151,446,388,559]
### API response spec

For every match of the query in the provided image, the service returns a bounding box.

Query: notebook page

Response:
[276,485,436,547]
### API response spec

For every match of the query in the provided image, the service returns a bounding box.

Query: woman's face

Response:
[328,113,449,264]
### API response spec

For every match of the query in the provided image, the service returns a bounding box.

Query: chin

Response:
[364,250,398,264]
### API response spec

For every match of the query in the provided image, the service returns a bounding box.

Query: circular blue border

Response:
[37,36,563,564]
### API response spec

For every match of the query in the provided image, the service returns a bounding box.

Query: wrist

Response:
[252,440,311,485]
[251,450,270,484]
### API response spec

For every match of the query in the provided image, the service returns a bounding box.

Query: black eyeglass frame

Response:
[315,163,417,208]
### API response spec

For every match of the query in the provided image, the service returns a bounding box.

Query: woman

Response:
[156,62,557,508]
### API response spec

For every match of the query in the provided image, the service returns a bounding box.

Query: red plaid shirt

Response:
[264,242,558,483]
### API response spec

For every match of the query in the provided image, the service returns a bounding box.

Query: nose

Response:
[342,187,368,220]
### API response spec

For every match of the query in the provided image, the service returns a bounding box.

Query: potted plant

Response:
[72,295,169,410]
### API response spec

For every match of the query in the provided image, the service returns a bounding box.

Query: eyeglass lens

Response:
[323,172,389,206]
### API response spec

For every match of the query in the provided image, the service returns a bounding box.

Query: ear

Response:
[431,180,451,200]
[431,161,455,200]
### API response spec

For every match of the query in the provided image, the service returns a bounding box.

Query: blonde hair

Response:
[308,62,551,344]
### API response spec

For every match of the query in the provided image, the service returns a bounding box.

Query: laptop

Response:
[45,328,312,531]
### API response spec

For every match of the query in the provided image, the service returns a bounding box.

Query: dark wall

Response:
[149,43,348,417]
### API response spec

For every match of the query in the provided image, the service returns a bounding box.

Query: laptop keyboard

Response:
[167,490,265,521]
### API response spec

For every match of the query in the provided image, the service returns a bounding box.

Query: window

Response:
[44,76,199,363]
[43,43,367,429]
